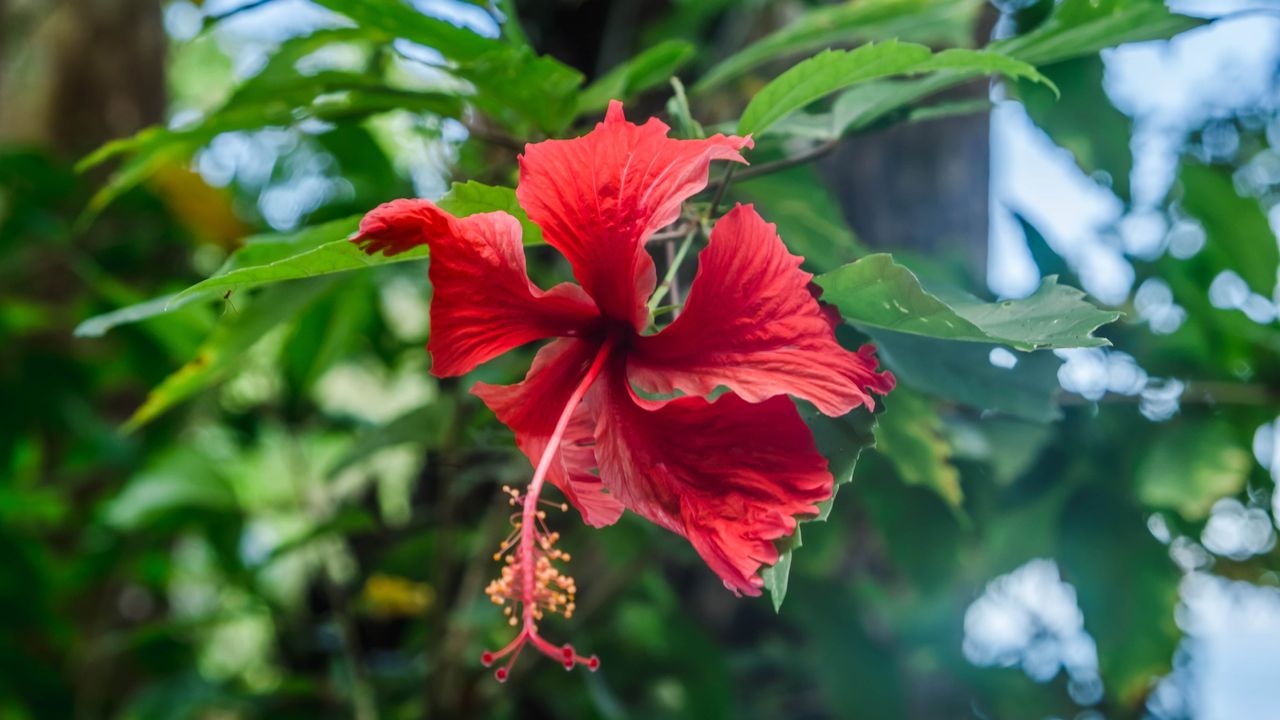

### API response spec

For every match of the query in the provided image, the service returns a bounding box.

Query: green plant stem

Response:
[648,226,698,313]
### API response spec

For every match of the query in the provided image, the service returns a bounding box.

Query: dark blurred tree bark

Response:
[820,7,999,284]
[820,105,991,281]
[0,0,166,156]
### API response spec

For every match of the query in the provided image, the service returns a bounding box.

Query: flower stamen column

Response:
[481,337,614,681]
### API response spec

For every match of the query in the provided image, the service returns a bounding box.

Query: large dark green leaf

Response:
[874,389,963,507]
[1058,487,1181,708]
[738,42,1052,136]
[695,0,984,93]
[1179,161,1279,297]
[869,329,1064,422]
[1018,56,1133,202]
[1136,418,1250,520]
[816,254,1119,350]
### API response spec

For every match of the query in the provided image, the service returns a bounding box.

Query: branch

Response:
[721,138,841,186]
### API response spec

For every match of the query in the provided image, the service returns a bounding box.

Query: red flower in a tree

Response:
[352,101,893,680]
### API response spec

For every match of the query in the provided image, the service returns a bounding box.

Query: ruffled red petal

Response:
[589,359,831,595]
[473,339,624,528]
[628,204,895,416]
[516,101,752,331]
[353,199,602,377]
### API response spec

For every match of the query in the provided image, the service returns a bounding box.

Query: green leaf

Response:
[760,527,800,612]
[463,46,584,134]
[327,399,457,478]
[695,0,984,93]
[123,278,336,431]
[173,182,539,306]
[1178,161,1279,297]
[816,254,1119,350]
[829,74,958,137]
[1137,419,1250,520]
[665,77,705,139]
[1058,486,1181,707]
[102,448,238,529]
[869,329,1064,422]
[80,81,460,214]
[76,182,540,337]
[579,41,696,113]
[765,401,880,610]
[308,0,504,62]
[737,42,1054,136]
[436,180,543,244]
[74,293,195,339]
[1018,56,1133,202]
[874,389,963,508]
[994,0,1202,66]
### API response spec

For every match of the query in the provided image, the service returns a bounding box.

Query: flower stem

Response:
[648,227,697,313]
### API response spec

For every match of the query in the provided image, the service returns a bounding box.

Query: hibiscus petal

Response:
[353,199,601,377]
[473,339,624,528]
[628,204,895,416]
[517,101,752,331]
[590,361,831,595]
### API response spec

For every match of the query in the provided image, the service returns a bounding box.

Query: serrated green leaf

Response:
[874,389,963,508]
[695,0,984,93]
[172,182,539,306]
[1137,419,1250,521]
[815,254,1119,350]
[737,42,1054,136]
[869,329,1064,422]
[436,181,543,244]
[764,402,879,610]
[77,183,538,336]
[580,40,696,114]
[994,0,1202,66]
[760,527,800,612]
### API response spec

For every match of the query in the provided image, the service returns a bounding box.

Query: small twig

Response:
[203,0,276,27]
[710,138,841,190]
[650,222,693,243]
[1059,381,1280,408]
[707,165,736,219]
[462,116,525,153]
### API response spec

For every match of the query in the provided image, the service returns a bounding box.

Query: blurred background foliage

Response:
[2,0,1280,718]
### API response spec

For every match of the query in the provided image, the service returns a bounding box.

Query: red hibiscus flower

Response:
[352,101,893,680]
